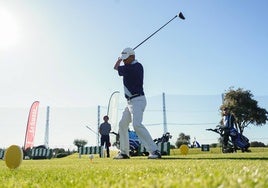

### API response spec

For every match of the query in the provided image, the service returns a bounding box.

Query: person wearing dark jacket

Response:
[99,115,111,157]
[220,107,237,149]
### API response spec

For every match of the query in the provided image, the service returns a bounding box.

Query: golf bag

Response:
[128,130,141,156]
[110,130,142,156]
[206,127,250,153]
[153,132,172,144]
[111,131,172,156]
[229,128,250,151]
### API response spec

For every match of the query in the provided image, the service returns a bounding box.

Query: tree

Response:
[250,141,265,147]
[220,87,268,134]
[175,133,191,148]
[73,139,87,151]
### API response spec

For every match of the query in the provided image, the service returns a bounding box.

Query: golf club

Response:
[133,12,185,50]
[85,125,98,136]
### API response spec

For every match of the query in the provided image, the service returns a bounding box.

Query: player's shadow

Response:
[160,156,268,161]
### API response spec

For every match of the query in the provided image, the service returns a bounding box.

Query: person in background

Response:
[99,115,111,158]
[220,107,237,150]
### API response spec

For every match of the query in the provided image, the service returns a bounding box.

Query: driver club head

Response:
[178,12,185,20]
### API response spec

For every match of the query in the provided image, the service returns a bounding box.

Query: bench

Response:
[31,148,53,159]
[139,142,171,155]
[0,149,5,160]
[79,142,171,157]
[78,146,103,158]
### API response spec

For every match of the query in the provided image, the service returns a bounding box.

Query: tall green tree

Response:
[175,133,191,148]
[220,87,268,134]
[73,139,87,151]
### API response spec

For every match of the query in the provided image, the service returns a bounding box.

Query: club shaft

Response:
[133,15,178,50]
[86,126,98,135]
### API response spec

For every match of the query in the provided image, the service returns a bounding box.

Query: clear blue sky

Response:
[1,0,268,149]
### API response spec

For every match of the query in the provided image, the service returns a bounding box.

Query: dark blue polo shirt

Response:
[117,60,144,99]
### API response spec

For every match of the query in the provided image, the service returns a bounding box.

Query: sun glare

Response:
[0,8,19,50]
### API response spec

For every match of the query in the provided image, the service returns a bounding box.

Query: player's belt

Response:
[125,94,144,101]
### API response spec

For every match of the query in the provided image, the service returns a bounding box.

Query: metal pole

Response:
[97,105,100,146]
[163,92,167,133]
[44,106,50,148]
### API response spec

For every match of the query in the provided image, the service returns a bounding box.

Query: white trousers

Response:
[118,95,158,155]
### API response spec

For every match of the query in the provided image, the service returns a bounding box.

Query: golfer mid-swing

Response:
[113,47,161,159]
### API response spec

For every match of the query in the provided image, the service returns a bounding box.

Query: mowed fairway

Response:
[1,148,268,188]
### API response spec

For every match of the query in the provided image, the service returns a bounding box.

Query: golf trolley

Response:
[206,126,250,153]
[110,130,141,156]
[111,131,172,156]
[153,132,172,144]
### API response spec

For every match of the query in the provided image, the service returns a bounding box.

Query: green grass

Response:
[1,148,268,188]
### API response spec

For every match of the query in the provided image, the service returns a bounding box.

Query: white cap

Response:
[120,47,135,60]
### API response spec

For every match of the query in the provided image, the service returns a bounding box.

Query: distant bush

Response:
[56,153,70,158]
[210,143,218,148]
[250,141,266,147]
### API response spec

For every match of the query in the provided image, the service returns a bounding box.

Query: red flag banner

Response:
[24,101,40,150]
